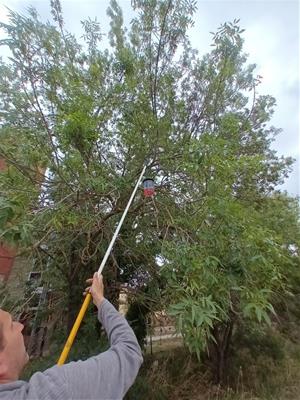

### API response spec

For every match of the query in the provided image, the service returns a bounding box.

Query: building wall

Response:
[0,157,50,357]
[0,157,16,282]
[0,158,6,170]
[5,256,33,299]
[119,290,129,316]
[0,245,16,282]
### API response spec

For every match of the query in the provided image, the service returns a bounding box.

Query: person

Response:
[0,272,143,399]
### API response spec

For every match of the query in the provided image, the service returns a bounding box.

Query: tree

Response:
[0,0,299,380]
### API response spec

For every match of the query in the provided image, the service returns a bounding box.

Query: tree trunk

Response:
[67,246,81,333]
[210,319,234,384]
[67,279,78,333]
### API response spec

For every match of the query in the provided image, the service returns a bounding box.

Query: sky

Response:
[0,0,299,197]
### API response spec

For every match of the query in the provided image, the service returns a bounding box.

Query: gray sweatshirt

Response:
[0,299,143,400]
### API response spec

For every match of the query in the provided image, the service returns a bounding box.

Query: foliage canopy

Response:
[0,0,299,378]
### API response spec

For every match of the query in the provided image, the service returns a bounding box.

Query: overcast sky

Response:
[0,0,299,196]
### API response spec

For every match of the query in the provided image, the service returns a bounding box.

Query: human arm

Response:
[17,273,142,400]
[59,273,143,399]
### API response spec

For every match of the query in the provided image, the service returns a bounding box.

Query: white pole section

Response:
[97,165,147,276]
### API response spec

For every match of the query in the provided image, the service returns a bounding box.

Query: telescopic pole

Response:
[57,165,147,365]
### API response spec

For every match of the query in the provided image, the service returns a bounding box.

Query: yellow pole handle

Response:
[57,293,92,366]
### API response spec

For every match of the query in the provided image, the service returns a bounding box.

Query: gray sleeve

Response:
[22,367,67,400]
[60,299,143,400]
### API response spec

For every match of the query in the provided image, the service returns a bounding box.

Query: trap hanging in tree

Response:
[143,178,155,197]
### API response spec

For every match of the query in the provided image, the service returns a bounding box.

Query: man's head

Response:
[0,309,29,383]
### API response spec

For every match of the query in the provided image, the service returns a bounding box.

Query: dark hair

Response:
[0,322,5,351]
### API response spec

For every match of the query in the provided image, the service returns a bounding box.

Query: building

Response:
[0,157,51,357]
[0,244,16,283]
[0,158,16,282]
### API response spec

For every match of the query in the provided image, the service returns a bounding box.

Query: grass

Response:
[126,351,300,400]
[21,327,300,400]
[126,330,300,400]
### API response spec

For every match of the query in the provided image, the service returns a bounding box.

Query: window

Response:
[28,272,41,282]
[26,272,43,309]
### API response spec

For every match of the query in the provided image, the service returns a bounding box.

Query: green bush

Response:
[125,375,168,400]
[233,324,285,362]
